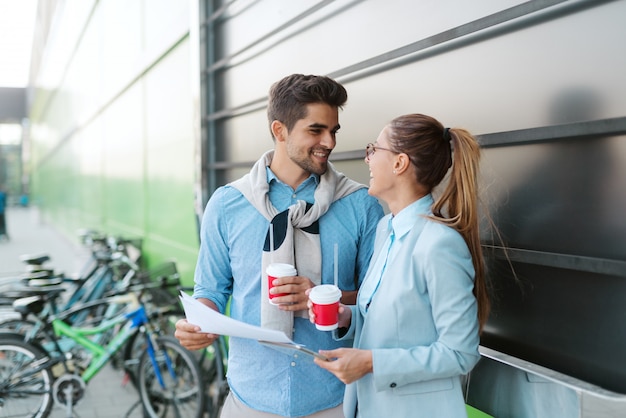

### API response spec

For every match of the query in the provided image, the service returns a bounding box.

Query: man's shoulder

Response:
[206,184,250,211]
[331,187,383,217]
[211,184,246,199]
[341,187,381,206]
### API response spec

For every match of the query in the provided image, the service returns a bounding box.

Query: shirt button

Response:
[292,194,297,198]
[390,382,397,388]
[291,361,296,367]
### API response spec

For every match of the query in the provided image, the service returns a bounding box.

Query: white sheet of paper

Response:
[178,291,293,344]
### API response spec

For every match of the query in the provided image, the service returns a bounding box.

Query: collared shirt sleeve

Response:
[193,186,233,313]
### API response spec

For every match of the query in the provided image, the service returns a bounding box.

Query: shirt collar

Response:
[390,194,434,239]
[265,166,320,187]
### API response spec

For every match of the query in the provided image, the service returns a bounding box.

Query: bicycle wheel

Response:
[0,319,57,356]
[138,336,206,418]
[0,335,54,418]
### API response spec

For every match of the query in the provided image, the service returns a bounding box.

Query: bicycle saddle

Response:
[24,264,56,274]
[4,285,66,300]
[0,272,55,298]
[12,295,47,316]
[22,271,53,280]
[19,253,51,265]
[21,276,64,287]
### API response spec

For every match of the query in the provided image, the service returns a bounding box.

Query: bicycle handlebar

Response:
[105,275,181,298]
[50,276,181,322]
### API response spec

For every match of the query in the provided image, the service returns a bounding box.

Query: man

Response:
[175,74,383,417]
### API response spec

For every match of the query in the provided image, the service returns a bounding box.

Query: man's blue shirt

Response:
[194,167,383,416]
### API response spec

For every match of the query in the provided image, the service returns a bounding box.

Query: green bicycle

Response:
[0,281,206,418]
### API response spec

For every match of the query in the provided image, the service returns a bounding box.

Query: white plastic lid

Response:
[266,263,297,277]
[309,284,341,304]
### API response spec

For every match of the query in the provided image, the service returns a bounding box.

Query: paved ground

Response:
[0,206,145,418]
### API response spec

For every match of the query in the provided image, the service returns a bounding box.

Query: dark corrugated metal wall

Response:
[195,0,626,414]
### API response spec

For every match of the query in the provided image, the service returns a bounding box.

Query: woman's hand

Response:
[313,348,373,384]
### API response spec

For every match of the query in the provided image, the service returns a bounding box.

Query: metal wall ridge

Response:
[478,117,626,148]
[484,245,626,277]
[204,117,626,169]
[201,0,616,124]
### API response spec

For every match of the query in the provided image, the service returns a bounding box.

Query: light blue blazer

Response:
[340,195,480,418]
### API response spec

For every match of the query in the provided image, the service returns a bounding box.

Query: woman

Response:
[309,113,490,417]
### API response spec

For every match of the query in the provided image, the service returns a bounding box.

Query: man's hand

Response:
[174,298,221,350]
[270,275,315,311]
[174,318,219,351]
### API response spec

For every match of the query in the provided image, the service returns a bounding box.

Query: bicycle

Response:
[0,227,148,325]
[114,262,189,385]
[0,239,149,363]
[130,285,230,418]
[1,257,187,396]
[0,229,143,324]
[0,278,206,418]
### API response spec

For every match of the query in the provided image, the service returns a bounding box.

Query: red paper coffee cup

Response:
[309,284,341,331]
[267,263,297,305]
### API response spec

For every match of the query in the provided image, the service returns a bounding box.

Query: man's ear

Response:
[271,120,287,142]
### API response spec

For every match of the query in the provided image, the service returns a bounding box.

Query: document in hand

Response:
[179,291,329,360]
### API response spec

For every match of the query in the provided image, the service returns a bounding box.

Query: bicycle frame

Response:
[0,271,202,418]
[48,294,170,388]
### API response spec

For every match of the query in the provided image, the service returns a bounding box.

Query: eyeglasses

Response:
[365,143,397,159]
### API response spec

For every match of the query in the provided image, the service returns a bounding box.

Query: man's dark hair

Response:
[267,74,348,135]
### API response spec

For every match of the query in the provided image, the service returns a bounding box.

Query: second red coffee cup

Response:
[309,284,341,331]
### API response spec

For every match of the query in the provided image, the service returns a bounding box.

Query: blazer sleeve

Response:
[333,305,361,342]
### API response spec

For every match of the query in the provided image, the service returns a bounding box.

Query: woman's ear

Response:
[271,120,286,142]
[395,153,411,174]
